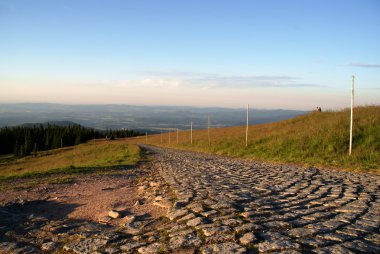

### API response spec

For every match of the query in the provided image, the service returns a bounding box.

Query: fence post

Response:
[190,121,193,145]
[246,104,249,147]
[177,128,179,144]
[208,116,211,145]
[349,75,355,156]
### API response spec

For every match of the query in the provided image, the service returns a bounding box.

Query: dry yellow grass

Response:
[0,139,140,179]
[131,106,379,173]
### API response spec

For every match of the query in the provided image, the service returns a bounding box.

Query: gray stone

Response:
[205,233,235,243]
[64,238,108,254]
[120,242,146,253]
[287,227,316,238]
[123,215,136,223]
[169,228,194,238]
[312,245,355,254]
[108,210,121,219]
[187,217,205,227]
[201,242,246,254]
[201,210,218,218]
[272,251,302,254]
[202,226,231,236]
[123,222,142,234]
[177,213,196,223]
[169,233,202,249]
[239,232,257,245]
[222,219,243,227]
[234,222,262,233]
[258,240,301,252]
[41,242,58,252]
[342,239,380,253]
[167,208,188,221]
[138,242,166,254]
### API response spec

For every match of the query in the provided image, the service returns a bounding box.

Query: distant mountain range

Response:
[0,103,308,132]
[21,120,79,128]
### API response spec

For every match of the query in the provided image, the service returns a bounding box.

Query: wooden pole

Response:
[169,131,171,144]
[160,130,163,144]
[208,116,211,145]
[190,121,193,145]
[349,75,355,156]
[177,128,179,144]
[246,104,249,147]
[145,132,148,143]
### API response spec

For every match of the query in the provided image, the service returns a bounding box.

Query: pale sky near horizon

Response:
[0,0,379,110]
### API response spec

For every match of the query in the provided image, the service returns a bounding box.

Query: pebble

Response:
[108,210,121,219]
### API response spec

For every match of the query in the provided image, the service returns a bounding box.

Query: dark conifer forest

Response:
[0,124,140,157]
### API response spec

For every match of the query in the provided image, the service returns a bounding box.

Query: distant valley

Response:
[0,103,307,132]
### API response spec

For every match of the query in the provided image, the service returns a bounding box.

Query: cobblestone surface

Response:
[1,145,379,253]
[148,146,379,253]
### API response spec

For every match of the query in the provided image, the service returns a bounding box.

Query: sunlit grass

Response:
[0,139,140,179]
[136,106,379,173]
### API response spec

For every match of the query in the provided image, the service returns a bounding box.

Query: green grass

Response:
[0,140,141,180]
[142,106,379,173]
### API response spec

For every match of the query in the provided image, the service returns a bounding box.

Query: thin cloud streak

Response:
[346,63,380,68]
[135,71,324,89]
[136,70,218,78]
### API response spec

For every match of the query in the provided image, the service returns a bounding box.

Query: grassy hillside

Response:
[140,106,379,173]
[0,140,140,179]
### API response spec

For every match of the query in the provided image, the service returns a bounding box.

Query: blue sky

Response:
[0,0,379,109]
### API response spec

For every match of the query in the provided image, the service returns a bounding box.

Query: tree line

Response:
[0,124,141,157]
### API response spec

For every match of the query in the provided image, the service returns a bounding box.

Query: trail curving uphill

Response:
[145,145,379,253]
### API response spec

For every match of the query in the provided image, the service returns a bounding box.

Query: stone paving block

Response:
[167,208,189,221]
[137,242,166,254]
[201,225,232,237]
[258,240,301,253]
[312,245,355,254]
[239,232,257,245]
[342,239,380,253]
[316,233,352,243]
[201,242,246,254]
[287,227,316,238]
[169,233,202,250]
[177,213,196,223]
[296,238,335,248]
[187,217,205,227]
[120,242,146,253]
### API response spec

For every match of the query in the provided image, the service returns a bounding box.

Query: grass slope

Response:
[0,140,140,179]
[140,106,379,173]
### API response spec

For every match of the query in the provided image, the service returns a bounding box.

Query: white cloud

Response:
[132,71,325,89]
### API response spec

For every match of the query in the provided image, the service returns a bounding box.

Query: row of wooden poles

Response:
[142,104,251,147]
[140,75,356,156]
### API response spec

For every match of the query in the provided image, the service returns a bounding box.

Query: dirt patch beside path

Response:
[0,166,168,226]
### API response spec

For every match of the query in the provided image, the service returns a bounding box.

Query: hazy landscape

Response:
[0,103,307,131]
[0,0,379,253]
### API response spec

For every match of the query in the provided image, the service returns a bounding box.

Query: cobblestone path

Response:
[148,146,380,254]
[0,145,379,253]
